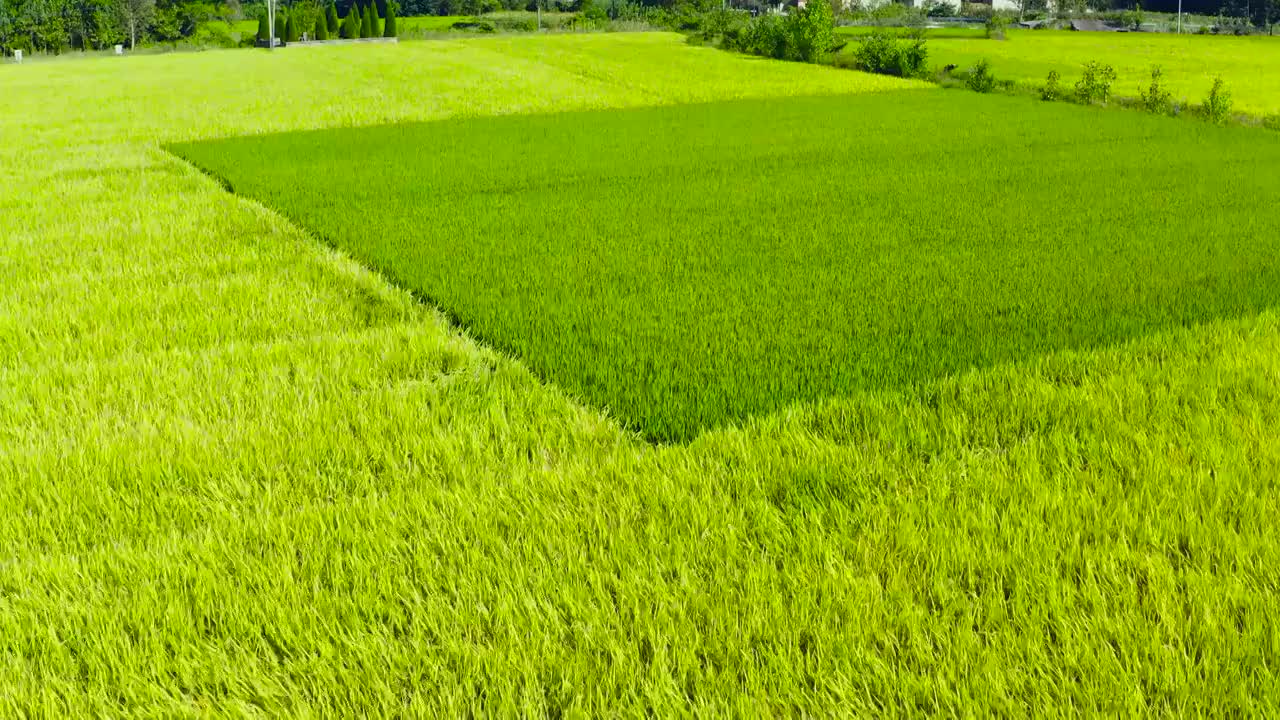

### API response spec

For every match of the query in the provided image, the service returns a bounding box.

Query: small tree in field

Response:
[314,16,328,40]
[383,1,397,36]
[274,13,285,42]
[326,2,340,34]
[256,12,269,41]
[285,12,298,42]
[361,5,373,37]
[370,1,381,37]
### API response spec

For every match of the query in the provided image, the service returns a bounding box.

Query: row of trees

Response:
[0,0,239,53]
[0,0,407,55]
[255,0,396,41]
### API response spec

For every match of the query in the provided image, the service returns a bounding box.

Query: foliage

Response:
[1203,75,1233,123]
[1040,69,1060,100]
[1074,60,1117,103]
[985,14,1007,39]
[256,9,267,40]
[370,0,381,36]
[273,11,284,42]
[361,3,372,37]
[966,58,995,92]
[326,1,339,32]
[723,0,834,64]
[313,14,327,39]
[284,11,297,41]
[7,34,1280,717]
[341,3,357,36]
[1140,64,1173,114]
[1120,4,1143,30]
[383,0,396,35]
[925,0,957,17]
[847,29,928,78]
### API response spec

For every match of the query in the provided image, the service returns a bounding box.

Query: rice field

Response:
[172,93,1280,441]
[2,31,1280,715]
[926,29,1280,116]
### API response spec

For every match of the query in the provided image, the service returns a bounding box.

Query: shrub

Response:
[274,14,286,42]
[738,14,787,58]
[986,14,1008,39]
[786,0,836,63]
[452,20,497,32]
[384,1,397,37]
[1074,61,1117,104]
[1140,65,1173,115]
[326,2,340,34]
[1120,4,1143,31]
[966,59,995,92]
[1041,69,1061,101]
[285,13,299,42]
[1203,76,1233,124]
[370,2,382,37]
[851,30,929,78]
[257,13,269,41]
[361,5,373,38]
[314,16,328,40]
[926,1,958,17]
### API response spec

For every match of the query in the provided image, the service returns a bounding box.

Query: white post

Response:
[267,0,276,49]
[114,44,123,55]
[1177,0,1182,33]
[13,50,22,63]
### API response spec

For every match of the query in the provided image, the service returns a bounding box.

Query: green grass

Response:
[923,29,1280,116]
[2,32,1280,714]
[173,92,1280,442]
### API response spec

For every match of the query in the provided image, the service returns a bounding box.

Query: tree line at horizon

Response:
[257,0,398,42]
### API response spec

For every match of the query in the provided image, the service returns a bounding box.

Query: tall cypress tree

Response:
[341,5,359,38]
[257,13,269,41]
[361,5,374,38]
[314,16,328,40]
[326,2,340,34]
[274,14,286,43]
[370,2,381,38]
[285,13,299,42]
[383,1,397,37]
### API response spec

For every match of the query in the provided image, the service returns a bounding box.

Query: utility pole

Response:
[266,0,276,48]
[1177,0,1182,33]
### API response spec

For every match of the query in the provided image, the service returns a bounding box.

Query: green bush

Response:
[285,13,299,42]
[384,1,398,37]
[731,0,834,63]
[1140,65,1173,115]
[1041,70,1061,101]
[451,20,497,32]
[787,0,835,63]
[370,2,382,37]
[1074,61,1117,104]
[274,14,286,42]
[314,16,329,40]
[257,13,269,41]
[966,59,995,92]
[985,14,1008,39]
[850,30,928,78]
[1203,76,1233,124]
